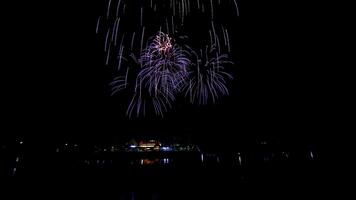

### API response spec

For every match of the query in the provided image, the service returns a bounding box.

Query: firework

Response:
[125,32,190,117]
[126,86,176,118]
[138,32,190,95]
[96,0,239,117]
[183,45,233,105]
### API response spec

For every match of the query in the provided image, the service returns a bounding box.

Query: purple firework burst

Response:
[183,45,233,105]
[96,0,240,118]
[123,32,191,117]
[138,32,191,97]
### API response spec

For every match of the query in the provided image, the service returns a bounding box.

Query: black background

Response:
[1,0,330,156]
[1,1,338,198]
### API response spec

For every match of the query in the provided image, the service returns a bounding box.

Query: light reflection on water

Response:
[138,158,171,166]
[77,150,319,170]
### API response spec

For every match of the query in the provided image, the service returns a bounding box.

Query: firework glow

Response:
[96,0,240,117]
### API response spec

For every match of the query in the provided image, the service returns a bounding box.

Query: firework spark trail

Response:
[210,0,214,19]
[111,18,117,42]
[124,67,129,88]
[171,16,175,33]
[187,0,191,13]
[106,43,111,65]
[165,18,169,34]
[140,7,143,26]
[130,32,136,51]
[216,34,221,54]
[140,27,145,56]
[173,0,176,15]
[104,28,110,52]
[115,0,121,17]
[211,21,217,45]
[117,45,124,70]
[123,4,126,15]
[222,25,227,46]
[110,76,127,95]
[96,16,101,34]
[233,0,240,16]
[225,28,231,52]
[106,0,112,19]
[126,93,137,117]
[113,18,120,45]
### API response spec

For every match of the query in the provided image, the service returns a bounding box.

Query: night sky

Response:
[1,0,328,148]
[0,2,336,199]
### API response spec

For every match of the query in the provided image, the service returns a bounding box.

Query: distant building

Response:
[139,140,161,151]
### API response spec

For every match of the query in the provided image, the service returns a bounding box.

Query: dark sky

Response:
[1,1,328,147]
